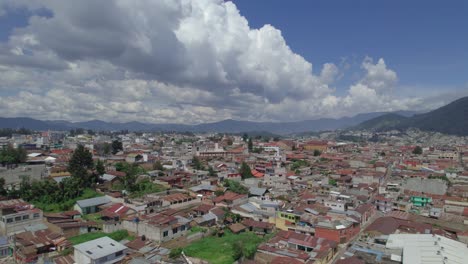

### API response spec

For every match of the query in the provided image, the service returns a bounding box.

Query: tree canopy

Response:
[223,179,249,194]
[412,146,423,155]
[239,162,253,179]
[111,140,123,154]
[0,145,27,165]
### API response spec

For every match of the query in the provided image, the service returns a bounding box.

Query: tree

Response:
[247,138,253,152]
[192,156,204,170]
[224,179,249,194]
[208,166,217,176]
[68,145,94,186]
[313,149,322,157]
[242,133,248,142]
[153,160,164,171]
[412,146,423,155]
[329,179,337,186]
[169,247,183,259]
[0,145,27,165]
[96,160,105,176]
[214,190,225,196]
[111,140,123,154]
[239,162,253,179]
[0,178,7,196]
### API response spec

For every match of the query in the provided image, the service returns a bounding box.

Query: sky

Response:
[0,0,467,124]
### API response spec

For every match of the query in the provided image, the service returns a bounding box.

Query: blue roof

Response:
[76,196,110,208]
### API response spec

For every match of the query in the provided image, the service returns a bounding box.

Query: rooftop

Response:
[386,234,468,264]
[74,236,127,260]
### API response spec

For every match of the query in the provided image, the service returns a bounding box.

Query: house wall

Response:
[0,211,43,236]
[105,221,189,243]
[315,225,360,244]
[74,250,92,264]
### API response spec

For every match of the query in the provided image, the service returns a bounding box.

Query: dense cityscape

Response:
[0,124,466,263]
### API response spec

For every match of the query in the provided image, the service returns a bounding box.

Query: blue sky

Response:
[234,0,468,94]
[0,0,467,123]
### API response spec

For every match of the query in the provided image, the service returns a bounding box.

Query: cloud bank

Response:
[0,0,459,124]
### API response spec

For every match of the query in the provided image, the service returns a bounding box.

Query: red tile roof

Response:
[251,169,264,178]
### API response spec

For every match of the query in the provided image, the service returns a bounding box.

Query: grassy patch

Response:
[81,213,104,224]
[32,188,102,212]
[183,231,269,264]
[69,230,132,245]
[129,179,166,198]
[189,226,208,235]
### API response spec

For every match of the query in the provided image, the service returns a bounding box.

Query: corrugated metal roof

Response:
[74,236,127,260]
[76,196,110,208]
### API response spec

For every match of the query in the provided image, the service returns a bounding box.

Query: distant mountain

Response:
[0,110,419,135]
[354,96,468,136]
[353,113,409,131]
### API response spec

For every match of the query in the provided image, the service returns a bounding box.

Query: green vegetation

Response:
[115,162,147,191]
[354,96,468,136]
[69,230,132,245]
[208,166,217,176]
[169,247,183,259]
[184,231,268,264]
[428,175,451,185]
[6,145,103,212]
[328,179,337,186]
[239,162,253,179]
[129,179,166,198]
[96,160,105,175]
[59,247,73,256]
[290,159,309,170]
[189,226,208,235]
[153,160,164,171]
[248,138,253,151]
[32,188,101,212]
[412,146,423,155]
[251,147,263,154]
[313,149,322,156]
[223,179,249,194]
[0,145,27,165]
[0,128,32,137]
[192,156,205,170]
[111,140,123,154]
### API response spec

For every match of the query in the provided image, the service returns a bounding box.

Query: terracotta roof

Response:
[229,223,246,233]
[242,219,274,230]
[365,217,432,235]
[251,169,264,178]
[271,256,304,264]
[336,256,365,264]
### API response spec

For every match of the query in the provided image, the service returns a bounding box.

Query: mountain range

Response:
[0,111,417,135]
[3,96,467,136]
[353,96,468,136]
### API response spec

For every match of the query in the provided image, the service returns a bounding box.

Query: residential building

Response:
[0,199,43,236]
[74,236,127,264]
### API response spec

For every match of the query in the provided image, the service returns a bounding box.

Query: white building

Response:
[386,234,468,264]
[74,236,127,264]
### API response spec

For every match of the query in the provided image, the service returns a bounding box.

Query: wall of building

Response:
[0,211,43,236]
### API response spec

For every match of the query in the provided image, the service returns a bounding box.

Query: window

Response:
[15,216,21,222]
[181,225,186,231]
[163,231,168,237]
[22,215,29,220]
[33,213,40,218]
[115,250,123,257]
[173,228,178,234]
[6,218,13,223]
